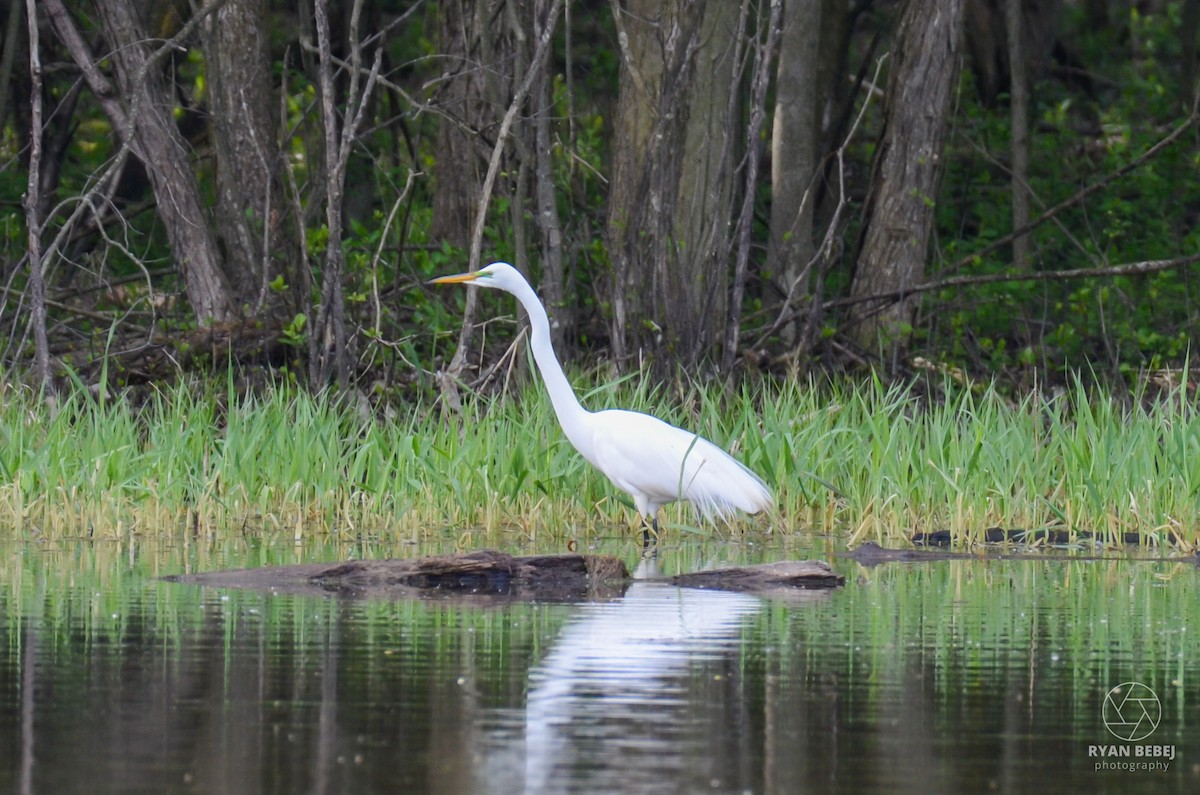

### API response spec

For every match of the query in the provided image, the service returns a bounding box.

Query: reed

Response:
[0,373,1196,549]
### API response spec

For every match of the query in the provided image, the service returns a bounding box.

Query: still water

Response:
[0,537,1196,794]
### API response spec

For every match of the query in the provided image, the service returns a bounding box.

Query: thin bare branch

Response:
[826,253,1200,311]
[370,168,422,333]
[723,0,781,373]
[311,0,384,387]
[23,0,52,390]
[750,54,888,349]
[945,95,1200,281]
[446,0,565,380]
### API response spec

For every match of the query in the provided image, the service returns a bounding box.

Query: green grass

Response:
[0,373,1197,550]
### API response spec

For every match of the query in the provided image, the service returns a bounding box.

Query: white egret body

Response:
[430,262,772,541]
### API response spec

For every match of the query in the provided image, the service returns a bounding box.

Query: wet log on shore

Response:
[166,550,630,602]
[166,550,845,600]
[839,541,1200,566]
[670,560,844,591]
[840,541,975,565]
[912,527,1190,547]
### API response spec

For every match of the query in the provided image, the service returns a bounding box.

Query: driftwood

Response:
[166,549,845,601]
[840,542,974,565]
[670,560,844,591]
[166,551,629,602]
[912,527,1187,547]
[839,541,1200,567]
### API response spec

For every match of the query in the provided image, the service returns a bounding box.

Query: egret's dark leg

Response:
[641,516,659,549]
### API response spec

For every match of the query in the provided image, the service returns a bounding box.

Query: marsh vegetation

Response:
[2,374,1197,551]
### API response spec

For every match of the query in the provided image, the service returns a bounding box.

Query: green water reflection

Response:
[0,539,1196,794]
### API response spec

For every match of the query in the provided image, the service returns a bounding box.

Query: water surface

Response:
[1,537,1196,794]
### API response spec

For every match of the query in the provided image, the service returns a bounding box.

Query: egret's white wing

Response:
[587,409,771,518]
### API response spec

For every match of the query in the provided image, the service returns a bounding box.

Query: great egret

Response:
[430,261,773,544]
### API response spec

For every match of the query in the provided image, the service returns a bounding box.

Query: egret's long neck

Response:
[508,278,591,434]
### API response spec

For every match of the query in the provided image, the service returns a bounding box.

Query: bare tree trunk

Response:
[606,0,668,365]
[532,0,567,353]
[429,0,498,392]
[1006,0,1030,272]
[310,0,381,388]
[430,0,491,252]
[0,0,24,135]
[767,0,823,345]
[606,0,737,371]
[849,0,964,352]
[203,0,283,308]
[445,0,562,384]
[675,0,739,367]
[724,0,782,373]
[23,0,52,391]
[50,0,238,324]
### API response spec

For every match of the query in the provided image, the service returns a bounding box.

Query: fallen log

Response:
[912,527,1188,547]
[840,541,974,565]
[838,541,1200,566]
[670,560,844,591]
[165,550,845,600]
[166,550,630,602]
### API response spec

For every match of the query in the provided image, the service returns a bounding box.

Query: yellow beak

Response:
[427,270,481,285]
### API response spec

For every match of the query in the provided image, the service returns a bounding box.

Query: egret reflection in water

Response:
[481,572,768,794]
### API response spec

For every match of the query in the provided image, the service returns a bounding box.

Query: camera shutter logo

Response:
[1102,682,1161,742]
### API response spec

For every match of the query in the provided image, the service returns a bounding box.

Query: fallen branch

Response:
[757,95,1200,334]
[825,251,1200,311]
[947,97,1200,280]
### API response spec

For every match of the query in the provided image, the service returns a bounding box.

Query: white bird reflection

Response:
[479,559,766,794]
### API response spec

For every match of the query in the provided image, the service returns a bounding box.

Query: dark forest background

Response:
[4,0,1199,399]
